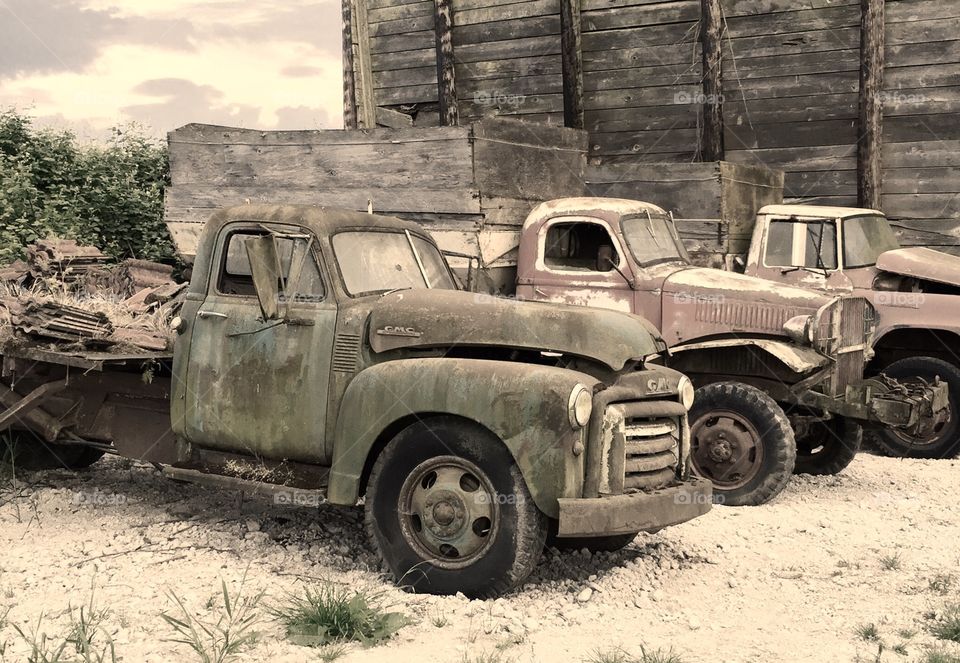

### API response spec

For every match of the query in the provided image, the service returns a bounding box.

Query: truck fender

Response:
[327,357,594,518]
[670,338,829,374]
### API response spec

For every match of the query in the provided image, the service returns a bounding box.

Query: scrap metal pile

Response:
[0,238,184,353]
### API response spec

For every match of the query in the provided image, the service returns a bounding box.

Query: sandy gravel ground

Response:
[0,453,957,663]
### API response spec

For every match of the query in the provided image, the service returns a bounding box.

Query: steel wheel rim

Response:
[398,455,500,570]
[890,405,953,448]
[690,409,765,490]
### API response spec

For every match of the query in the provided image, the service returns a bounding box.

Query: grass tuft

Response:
[271,582,406,648]
[930,574,956,595]
[880,553,903,571]
[856,623,881,642]
[586,646,686,663]
[161,573,264,663]
[921,647,960,663]
[928,604,960,643]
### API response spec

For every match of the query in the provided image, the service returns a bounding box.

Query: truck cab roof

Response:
[201,204,426,239]
[758,204,883,219]
[523,197,669,230]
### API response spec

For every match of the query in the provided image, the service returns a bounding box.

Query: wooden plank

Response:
[721,0,859,17]
[168,123,470,146]
[722,27,859,59]
[887,17,960,46]
[885,140,960,168]
[882,193,960,220]
[785,169,858,197]
[472,117,587,201]
[370,14,435,37]
[727,119,858,150]
[368,1,433,24]
[342,0,357,129]
[886,0,960,24]
[589,126,700,155]
[352,0,376,129]
[581,1,700,30]
[882,167,960,195]
[459,94,564,117]
[721,48,860,81]
[725,145,858,172]
[587,103,699,133]
[722,72,861,101]
[434,0,460,125]
[583,60,700,90]
[455,35,559,63]
[886,218,960,247]
[886,39,960,69]
[372,48,437,72]
[884,114,960,144]
[454,0,559,26]
[725,93,859,125]
[857,0,885,209]
[582,22,699,51]
[560,0,585,128]
[724,5,861,40]
[375,106,415,127]
[583,42,700,70]
[164,186,483,224]
[585,84,702,110]
[453,16,561,47]
[699,0,724,160]
[369,30,436,55]
[376,83,440,105]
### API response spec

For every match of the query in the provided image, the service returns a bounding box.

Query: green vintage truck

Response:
[0,205,711,597]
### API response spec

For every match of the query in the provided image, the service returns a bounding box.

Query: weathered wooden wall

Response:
[355,0,960,251]
[586,161,784,264]
[165,118,586,288]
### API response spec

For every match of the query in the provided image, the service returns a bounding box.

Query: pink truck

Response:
[507,198,949,506]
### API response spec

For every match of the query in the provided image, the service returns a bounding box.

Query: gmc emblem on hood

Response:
[377,325,422,338]
[647,377,671,394]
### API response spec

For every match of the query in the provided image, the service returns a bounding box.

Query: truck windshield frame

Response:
[620,212,690,267]
[842,214,901,268]
[331,228,458,297]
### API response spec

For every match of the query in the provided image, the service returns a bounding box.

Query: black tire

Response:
[794,417,861,475]
[3,432,105,471]
[867,356,960,459]
[688,382,796,507]
[547,531,639,553]
[364,417,547,598]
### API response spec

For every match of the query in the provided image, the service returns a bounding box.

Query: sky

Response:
[0,0,344,139]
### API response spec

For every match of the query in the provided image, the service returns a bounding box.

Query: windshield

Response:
[332,230,457,296]
[843,215,900,268]
[620,213,689,266]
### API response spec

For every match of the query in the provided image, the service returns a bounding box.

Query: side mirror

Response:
[597,245,615,272]
[244,235,282,320]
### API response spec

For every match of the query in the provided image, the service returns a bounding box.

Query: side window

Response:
[544,222,620,272]
[217,231,326,301]
[766,220,838,270]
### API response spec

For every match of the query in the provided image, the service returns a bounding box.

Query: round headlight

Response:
[171,315,185,334]
[677,376,695,410]
[783,314,814,345]
[569,384,593,428]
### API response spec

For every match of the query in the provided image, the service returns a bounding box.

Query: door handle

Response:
[197,310,229,320]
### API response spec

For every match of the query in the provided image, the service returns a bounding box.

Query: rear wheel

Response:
[364,417,547,598]
[689,382,796,506]
[868,357,960,459]
[3,432,104,471]
[793,417,861,475]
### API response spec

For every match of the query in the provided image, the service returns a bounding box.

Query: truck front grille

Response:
[623,418,680,491]
[813,296,875,397]
[599,403,684,495]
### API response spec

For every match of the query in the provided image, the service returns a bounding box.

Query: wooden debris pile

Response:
[26,238,112,285]
[0,236,183,352]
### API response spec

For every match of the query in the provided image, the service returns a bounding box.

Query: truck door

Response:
[516,216,634,313]
[751,216,853,292]
[183,225,336,464]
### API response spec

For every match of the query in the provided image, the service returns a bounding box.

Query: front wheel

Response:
[794,417,861,475]
[868,357,960,459]
[364,417,547,598]
[546,529,640,554]
[689,382,796,507]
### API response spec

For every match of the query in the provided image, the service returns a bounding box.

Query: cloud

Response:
[0,0,194,77]
[280,65,327,78]
[274,105,333,129]
[121,78,262,130]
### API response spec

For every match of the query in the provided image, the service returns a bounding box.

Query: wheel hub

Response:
[690,410,764,490]
[398,456,500,569]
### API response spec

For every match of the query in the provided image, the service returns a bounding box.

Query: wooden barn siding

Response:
[881,0,960,250]
[581,0,703,163]
[164,120,586,270]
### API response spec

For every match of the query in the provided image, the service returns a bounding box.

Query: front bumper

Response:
[555,477,713,537]
[798,377,950,430]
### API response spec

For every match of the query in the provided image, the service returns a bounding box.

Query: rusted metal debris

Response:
[13,301,113,343]
[110,259,176,298]
[26,238,112,285]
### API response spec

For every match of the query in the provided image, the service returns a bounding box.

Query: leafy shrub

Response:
[0,109,171,264]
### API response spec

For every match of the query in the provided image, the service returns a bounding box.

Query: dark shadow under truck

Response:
[0,205,711,597]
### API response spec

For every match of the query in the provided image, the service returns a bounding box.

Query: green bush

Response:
[0,109,171,264]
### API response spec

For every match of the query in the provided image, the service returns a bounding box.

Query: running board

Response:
[162,466,326,506]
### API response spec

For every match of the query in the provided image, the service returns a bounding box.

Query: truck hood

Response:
[877,247,960,288]
[662,267,832,308]
[659,267,832,343]
[368,289,663,371]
